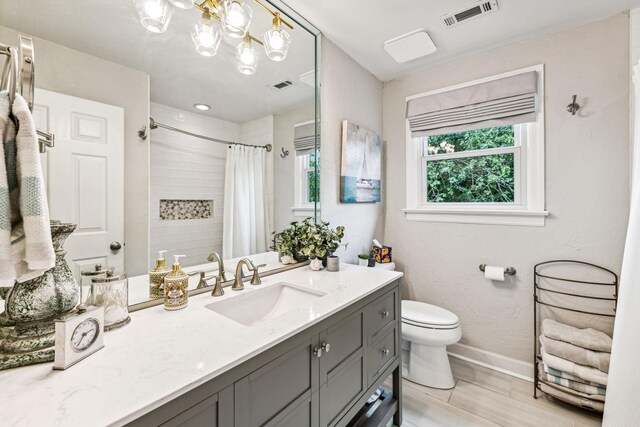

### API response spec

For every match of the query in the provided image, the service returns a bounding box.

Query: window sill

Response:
[402,208,548,227]
[291,206,318,217]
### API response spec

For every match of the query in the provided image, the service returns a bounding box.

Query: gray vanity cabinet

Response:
[128,280,401,427]
[234,338,319,427]
[318,311,366,427]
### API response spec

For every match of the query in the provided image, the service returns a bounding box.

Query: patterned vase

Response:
[0,222,79,370]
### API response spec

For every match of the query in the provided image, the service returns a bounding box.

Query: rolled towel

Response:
[542,319,612,352]
[543,363,606,388]
[541,335,610,372]
[541,346,608,385]
[539,364,606,396]
[539,383,604,412]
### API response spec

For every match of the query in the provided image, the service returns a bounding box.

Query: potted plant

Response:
[276,218,346,269]
[358,253,370,267]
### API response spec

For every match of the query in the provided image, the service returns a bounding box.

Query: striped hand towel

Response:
[540,364,606,396]
[542,363,606,388]
[0,92,55,285]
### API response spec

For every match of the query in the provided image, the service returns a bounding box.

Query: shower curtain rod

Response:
[146,117,273,152]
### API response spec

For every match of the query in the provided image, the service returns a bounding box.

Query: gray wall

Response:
[382,14,630,366]
[320,39,384,264]
[273,102,315,232]
[0,25,150,276]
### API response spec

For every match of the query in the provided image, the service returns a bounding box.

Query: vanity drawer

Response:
[366,289,397,344]
[367,327,397,385]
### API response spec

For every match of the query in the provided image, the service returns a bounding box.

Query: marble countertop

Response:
[0,264,402,427]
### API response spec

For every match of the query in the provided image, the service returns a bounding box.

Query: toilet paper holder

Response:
[479,264,516,276]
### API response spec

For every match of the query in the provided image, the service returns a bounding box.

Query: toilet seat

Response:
[401,300,459,329]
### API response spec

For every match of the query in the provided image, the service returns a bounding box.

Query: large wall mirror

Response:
[0,0,320,309]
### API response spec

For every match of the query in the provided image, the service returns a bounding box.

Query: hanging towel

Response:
[542,318,612,352]
[0,92,55,285]
[543,363,606,389]
[539,383,604,412]
[541,335,610,373]
[541,346,608,385]
[0,91,13,285]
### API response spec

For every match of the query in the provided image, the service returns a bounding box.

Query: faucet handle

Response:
[250,264,267,286]
[211,276,224,297]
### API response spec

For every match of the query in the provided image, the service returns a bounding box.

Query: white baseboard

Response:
[448,343,535,382]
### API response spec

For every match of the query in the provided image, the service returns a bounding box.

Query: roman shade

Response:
[407,71,539,137]
[293,121,318,156]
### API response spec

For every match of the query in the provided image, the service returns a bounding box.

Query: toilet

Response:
[401,300,461,389]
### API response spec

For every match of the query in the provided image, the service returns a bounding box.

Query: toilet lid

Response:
[401,300,459,327]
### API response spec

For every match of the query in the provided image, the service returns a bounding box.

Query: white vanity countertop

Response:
[0,264,402,427]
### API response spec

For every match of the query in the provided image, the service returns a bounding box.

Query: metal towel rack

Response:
[533,260,618,411]
[0,34,54,153]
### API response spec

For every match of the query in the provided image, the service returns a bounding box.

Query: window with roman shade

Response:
[403,65,547,226]
[406,71,538,138]
[293,121,318,156]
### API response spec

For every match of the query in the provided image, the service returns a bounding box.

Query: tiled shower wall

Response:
[150,103,239,267]
[150,103,275,267]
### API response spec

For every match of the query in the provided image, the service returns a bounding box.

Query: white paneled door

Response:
[33,89,125,280]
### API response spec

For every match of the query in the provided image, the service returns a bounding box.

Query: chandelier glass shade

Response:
[190,13,223,56]
[262,13,291,62]
[220,0,253,39]
[134,0,175,34]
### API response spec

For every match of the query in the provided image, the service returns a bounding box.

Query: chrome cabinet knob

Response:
[381,310,390,318]
[110,241,122,251]
[313,347,323,358]
[322,342,331,353]
[382,348,390,356]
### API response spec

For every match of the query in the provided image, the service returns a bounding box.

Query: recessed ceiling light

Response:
[194,103,211,111]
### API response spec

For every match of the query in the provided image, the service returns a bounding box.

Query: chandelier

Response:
[133,0,293,75]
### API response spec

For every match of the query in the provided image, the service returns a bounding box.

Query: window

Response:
[404,65,547,226]
[292,152,319,216]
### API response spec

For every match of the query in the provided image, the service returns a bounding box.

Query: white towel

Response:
[0,92,55,285]
[542,318,612,352]
[541,347,608,386]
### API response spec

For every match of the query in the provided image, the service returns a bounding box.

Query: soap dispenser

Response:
[164,255,189,311]
[149,250,171,299]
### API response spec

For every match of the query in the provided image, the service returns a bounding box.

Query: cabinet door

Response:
[161,394,218,427]
[318,311,366,427]
[274,392,319,427]
[235,338,319,427]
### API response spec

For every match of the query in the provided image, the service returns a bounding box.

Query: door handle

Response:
[313,347,323,358]
[110,241,122,251]
[321,342,331,353]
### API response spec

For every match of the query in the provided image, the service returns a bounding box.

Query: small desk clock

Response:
[53,305,105,370]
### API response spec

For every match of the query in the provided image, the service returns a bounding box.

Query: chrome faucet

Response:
[207,251,228,283]
[232,258,255,291]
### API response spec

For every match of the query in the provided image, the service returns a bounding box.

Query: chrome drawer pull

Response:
[381,310,390,318]
[322,342,331,353]
[313,347,323,358]
[382,348,390,356]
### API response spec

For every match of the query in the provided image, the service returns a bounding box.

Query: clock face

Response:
[71,318,100,352]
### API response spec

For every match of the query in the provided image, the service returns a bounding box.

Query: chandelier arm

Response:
[251,0,294,29]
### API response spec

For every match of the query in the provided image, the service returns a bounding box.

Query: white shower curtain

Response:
[603,62,640,425]
[222,145,271,260]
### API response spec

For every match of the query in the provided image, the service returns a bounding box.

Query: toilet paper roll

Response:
[484,266,505,281]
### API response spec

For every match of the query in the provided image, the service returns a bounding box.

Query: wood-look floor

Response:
[386,357,603,427]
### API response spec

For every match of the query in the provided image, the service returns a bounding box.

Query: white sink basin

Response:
[205,283,326,326]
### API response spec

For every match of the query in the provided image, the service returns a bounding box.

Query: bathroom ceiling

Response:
[285,0,640,81]
[0,1,316,123]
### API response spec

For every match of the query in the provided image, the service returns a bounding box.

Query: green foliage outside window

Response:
[307,154,319,203]
[426,126,516,203]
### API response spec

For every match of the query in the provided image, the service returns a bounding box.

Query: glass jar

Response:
[80,264,110,307]
[91,271,131,331]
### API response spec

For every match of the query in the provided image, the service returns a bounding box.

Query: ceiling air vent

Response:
[440,0,498,27]
[272,80,293,90]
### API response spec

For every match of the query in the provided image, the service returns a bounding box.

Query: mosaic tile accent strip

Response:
[160,199,213,220]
